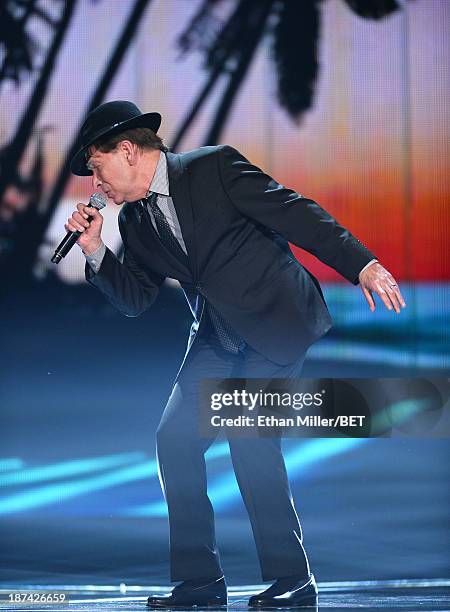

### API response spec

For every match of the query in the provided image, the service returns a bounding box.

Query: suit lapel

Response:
[135,200,188,276]
[132,151,197,279]
[166,151,198,280]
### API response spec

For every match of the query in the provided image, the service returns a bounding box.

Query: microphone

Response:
[51,192,107,264]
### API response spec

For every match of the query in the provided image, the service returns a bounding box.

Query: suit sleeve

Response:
[85,208,165,316]
[217,145,377,285]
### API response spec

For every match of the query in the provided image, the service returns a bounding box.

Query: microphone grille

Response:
[89,192,107,210]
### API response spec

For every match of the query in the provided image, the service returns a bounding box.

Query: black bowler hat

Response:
[70,100,161,176]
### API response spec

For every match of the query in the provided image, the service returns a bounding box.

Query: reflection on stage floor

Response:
[1,578,449,611]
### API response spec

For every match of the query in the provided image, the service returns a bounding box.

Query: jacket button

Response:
[196,283,203,293]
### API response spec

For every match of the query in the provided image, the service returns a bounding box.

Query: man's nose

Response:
[92,172,101,190]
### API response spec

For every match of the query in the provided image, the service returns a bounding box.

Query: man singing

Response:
[67,101,406,609]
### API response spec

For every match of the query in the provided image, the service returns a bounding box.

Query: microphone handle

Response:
[51,204,95,264]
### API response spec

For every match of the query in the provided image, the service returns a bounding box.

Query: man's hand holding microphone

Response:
[51,192,106,263]
[65,202,103,255]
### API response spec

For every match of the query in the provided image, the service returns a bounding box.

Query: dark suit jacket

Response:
[86,145,376,376]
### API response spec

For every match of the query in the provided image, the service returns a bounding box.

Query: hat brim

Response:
[70,111,162,176]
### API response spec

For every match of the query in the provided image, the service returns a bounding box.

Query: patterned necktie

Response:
[145,192,245,354]
[206,305,245,354]
[145,192,188,266]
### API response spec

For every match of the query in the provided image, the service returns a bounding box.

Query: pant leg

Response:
[227,347,311,581]
[156,335,238,581]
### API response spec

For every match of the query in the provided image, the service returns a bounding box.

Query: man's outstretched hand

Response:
[358,262,406,313]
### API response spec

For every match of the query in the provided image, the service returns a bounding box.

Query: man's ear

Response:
[120,140,137,165]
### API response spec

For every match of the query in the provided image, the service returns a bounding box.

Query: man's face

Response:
[86,145,135,205]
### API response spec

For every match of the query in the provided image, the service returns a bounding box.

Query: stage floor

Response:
[1,579,449,611]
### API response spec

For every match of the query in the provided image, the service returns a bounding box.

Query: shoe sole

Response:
[146,603,228,610]
[248,596,318,609]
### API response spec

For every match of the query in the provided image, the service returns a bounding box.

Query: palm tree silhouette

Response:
[172,0,407,149]
[0,0,77,204]
[1,0,153,281]
[0,0,38,85]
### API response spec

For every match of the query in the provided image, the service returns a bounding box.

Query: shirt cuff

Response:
[83,242,106,273]
[359,258,378,276]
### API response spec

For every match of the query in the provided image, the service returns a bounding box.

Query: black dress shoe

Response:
[146,576,227,609]
[248,573,318,608]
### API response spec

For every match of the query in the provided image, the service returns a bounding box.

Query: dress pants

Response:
[155,328,311,583]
